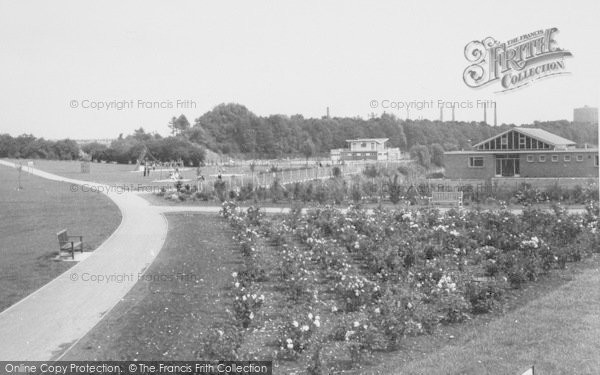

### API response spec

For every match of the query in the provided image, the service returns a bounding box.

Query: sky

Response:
[0,0,598,139]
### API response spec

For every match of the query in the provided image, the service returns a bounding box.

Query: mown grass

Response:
[62,213,241,360]
[369,256,600,375]
[4,159,190,186]
[0,165,121,312]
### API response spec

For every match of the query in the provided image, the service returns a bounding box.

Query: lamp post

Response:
[16,163,23,190]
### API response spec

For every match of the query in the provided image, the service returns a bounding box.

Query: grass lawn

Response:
[62,213,241,360]
[0,165,121,312]
[365,255,600,375]
[4,159,191,186]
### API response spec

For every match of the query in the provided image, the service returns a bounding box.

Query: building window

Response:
[564,155,571,162]
[577,155,584,162]
[356,153,361,156]
[468,156,484,168]
[539,155,546,162]
[371,142,375,150]
[526,155,534,162]
[596,155,599,166]
[551,155,558,162]
[501,135,508,149]
[361,142,366,148]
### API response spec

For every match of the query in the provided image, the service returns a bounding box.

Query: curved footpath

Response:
[0,161,168,360]
[0,161,294,360]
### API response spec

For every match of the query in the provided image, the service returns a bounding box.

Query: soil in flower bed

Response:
[221,204,599,374]
[248,238,598,374]
[62,213,241,360]
[230,219,360,374]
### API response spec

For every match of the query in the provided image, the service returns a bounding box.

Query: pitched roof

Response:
[472,128,575,148]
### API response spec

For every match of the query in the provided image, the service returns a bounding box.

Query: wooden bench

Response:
[429,191,463,208]
[57,230,84,259]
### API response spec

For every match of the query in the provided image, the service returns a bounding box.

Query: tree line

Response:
[0,103,596,165]
[0,134,80,160]
[81,129,205,166]
[0,130,206,166]
[183,103,598,159]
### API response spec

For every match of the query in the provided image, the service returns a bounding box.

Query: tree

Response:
[168,114,191,136]
[81,142,108,161]
[52,139,79,160]
[409,144,431,169]
[133,127,152,142]
[301,139,315,161]
[430,143,445,167]
[388,174,403,204]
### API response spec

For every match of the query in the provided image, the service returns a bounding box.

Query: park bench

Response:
[429,191,463,208]
[57,230,84,259]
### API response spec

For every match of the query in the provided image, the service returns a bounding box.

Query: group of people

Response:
[140,159,185,178]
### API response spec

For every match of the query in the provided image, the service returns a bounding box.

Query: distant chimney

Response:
[326,107,330,119]
[483,105,487,124]
[494,102,497,126]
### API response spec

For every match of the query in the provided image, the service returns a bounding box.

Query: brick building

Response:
[444,128,599,180]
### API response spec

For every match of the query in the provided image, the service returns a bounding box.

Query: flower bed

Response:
[213,200,599,373]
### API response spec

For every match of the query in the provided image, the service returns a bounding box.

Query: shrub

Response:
[350,183,362,203]
[278,313,321,359]
[200,326,242,360]
[465,281,504,314]
[388,175,402,204]
[214,180,227,202]
[332,166,342,178]
[269,179,284,203]
[231,283,264,328]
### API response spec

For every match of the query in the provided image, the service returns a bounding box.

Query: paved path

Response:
[154,205,588,215]
[0,161,168,360]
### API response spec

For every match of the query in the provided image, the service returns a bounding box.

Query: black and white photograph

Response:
[0,1,598,374]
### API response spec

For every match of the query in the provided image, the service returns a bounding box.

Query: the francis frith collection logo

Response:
[463,28,572,92]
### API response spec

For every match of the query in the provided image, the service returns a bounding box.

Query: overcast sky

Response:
[0,0,598,139]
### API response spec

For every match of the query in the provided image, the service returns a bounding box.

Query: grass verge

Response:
[0,165,121,312]
[62,213,241,360]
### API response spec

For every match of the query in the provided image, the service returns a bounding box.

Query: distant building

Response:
[573,105,598,124]
[444,128,598,179]
[330,138,401,162]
